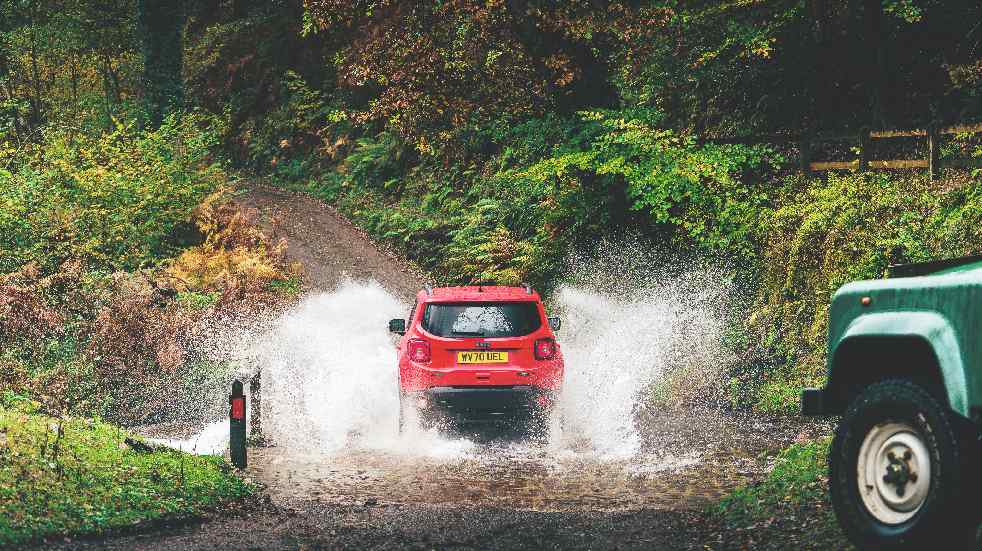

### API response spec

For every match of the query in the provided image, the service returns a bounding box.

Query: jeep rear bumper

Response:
[801,387,828,416]
[408,386,553,421]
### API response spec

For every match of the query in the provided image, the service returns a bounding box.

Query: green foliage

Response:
[299,109,777,291]
[746,172,982,411]
[176,291,220,310]
[522,109,778,255]
[716,438,833,523]
[0,403,253,546]
[267,275,302,296]
[343,131,412,191]
[1,0,139,134]
[243,70,348,172]
[0,113,225,275]
[754,379,807,415]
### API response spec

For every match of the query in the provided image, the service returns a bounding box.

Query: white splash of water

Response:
[548,279,728,457]
[147,419,230,455]
[167,267,729,464]
[250,280,403,451]
[551,286,671,456]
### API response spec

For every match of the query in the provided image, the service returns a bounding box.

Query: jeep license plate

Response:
[457,351,509,364]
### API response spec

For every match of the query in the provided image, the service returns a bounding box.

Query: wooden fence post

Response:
[798,133,812,176]
[859,127,871,172]
[927,123,940,182]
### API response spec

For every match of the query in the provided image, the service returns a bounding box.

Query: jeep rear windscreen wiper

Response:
[451,330,485,337]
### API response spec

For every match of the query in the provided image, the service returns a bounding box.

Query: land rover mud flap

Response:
[801,387,827,416]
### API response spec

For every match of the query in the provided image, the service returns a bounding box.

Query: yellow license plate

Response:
[457,351,509,364]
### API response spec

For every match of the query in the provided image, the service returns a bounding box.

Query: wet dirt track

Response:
[251,408,806,514]
[48,408,821,551]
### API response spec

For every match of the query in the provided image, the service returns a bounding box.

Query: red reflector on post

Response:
[231,396,246,420]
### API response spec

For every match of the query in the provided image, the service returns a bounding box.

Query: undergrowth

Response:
[714,437,849,548]
[1,117,302,425]
[741,171,982,413]
[0,400,253,547]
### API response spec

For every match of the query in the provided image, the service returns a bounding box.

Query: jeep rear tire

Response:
[829,378,977,549]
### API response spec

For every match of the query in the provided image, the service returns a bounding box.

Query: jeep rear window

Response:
[422,302,541,338]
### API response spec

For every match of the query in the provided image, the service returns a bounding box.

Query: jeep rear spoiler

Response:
[888,254,982,278]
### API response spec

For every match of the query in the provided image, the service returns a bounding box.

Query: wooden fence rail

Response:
[708,122,982,181]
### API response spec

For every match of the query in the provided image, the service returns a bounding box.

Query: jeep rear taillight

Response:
[409,338,431,363]
[534,338,557,360]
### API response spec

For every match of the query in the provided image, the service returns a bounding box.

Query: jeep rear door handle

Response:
[476,373,491,380]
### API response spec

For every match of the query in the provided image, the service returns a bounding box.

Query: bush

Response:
[521,109,778,255]
[1,182,301,424]
[0,113,225,275]
[296,109,777,291]
[167,189,300,298]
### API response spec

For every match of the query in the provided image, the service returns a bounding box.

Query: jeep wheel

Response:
[829,379,977,549]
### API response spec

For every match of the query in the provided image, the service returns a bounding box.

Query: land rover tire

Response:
[829,378,978,549]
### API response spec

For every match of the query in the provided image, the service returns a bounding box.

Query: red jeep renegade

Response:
[389,284,564,432]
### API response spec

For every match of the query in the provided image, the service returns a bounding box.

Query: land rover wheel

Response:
[829,379,977,549]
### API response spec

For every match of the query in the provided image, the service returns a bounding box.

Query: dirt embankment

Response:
[239,185,427,300]
[41,185,843,550]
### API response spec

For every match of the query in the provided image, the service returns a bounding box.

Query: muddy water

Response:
[249,407,792,513]
[158,278,801,514]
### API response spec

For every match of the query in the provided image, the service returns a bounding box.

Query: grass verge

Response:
[713,437,850,549]
[0,399,253,547]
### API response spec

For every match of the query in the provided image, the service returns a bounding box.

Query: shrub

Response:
[747,171,981,411]
[167,189,300,299]
[0,113,225,275]
[0,182,301,424]
[521,110,778,256]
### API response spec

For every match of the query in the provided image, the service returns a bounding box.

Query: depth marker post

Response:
[230,379,247,469]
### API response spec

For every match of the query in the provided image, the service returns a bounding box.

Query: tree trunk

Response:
[0,80,23,141]
[137,0,187,128]
[70,52,80,123]
[28,24,44,128]
[232,0,250,19]
[863,0,888,127]
[807,0,829,130]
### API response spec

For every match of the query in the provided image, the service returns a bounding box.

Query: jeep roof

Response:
[417,285,542,303]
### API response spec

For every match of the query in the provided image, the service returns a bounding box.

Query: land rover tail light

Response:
[534,338,557,360]
[409,338,431,363]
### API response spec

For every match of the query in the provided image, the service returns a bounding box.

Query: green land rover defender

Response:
[802,255,982,549]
